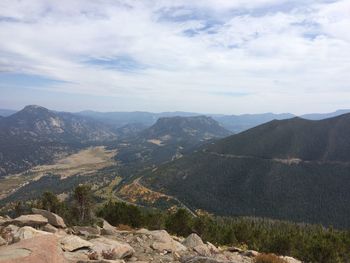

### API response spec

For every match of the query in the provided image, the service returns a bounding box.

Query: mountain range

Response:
[77,110,199,130]
[4,107,350,132]
[0,106,229,176]
[143,113,350,228]
[77,109,350,133]
[1,105,350,229]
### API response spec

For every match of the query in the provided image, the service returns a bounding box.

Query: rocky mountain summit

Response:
[0,209,301,263]
[0,105,116,143]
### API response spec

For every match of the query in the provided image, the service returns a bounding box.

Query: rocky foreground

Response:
[0,209,301,263]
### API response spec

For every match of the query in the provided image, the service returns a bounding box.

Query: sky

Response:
[0,0,350,114]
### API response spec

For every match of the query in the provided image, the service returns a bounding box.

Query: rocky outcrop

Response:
[0,209,302,263]
[32,208,67,228]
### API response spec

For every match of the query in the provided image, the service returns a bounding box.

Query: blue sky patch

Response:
[0,72,66,88]
[85,55,147,72]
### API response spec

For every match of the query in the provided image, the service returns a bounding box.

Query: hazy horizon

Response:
[2,103,350,117]
[1,1,350,114]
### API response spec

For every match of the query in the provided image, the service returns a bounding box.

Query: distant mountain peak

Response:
[7,105,53,120]
[22,105,49,112]
[0,105,116,144]
[142,115,231,141]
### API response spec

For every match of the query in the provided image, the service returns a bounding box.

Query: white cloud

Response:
[0,0,350,114]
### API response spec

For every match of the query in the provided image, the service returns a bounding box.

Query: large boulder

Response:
[32,208,66,228]
[13,214,48,226]
[90,237,135,259]
[149,230,187,253]
[183,233,205,248]
[59,235,93,252]
[14,226,51,241]
[0,234,67,263]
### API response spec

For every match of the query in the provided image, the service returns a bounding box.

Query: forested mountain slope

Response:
[144,114,350,228]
